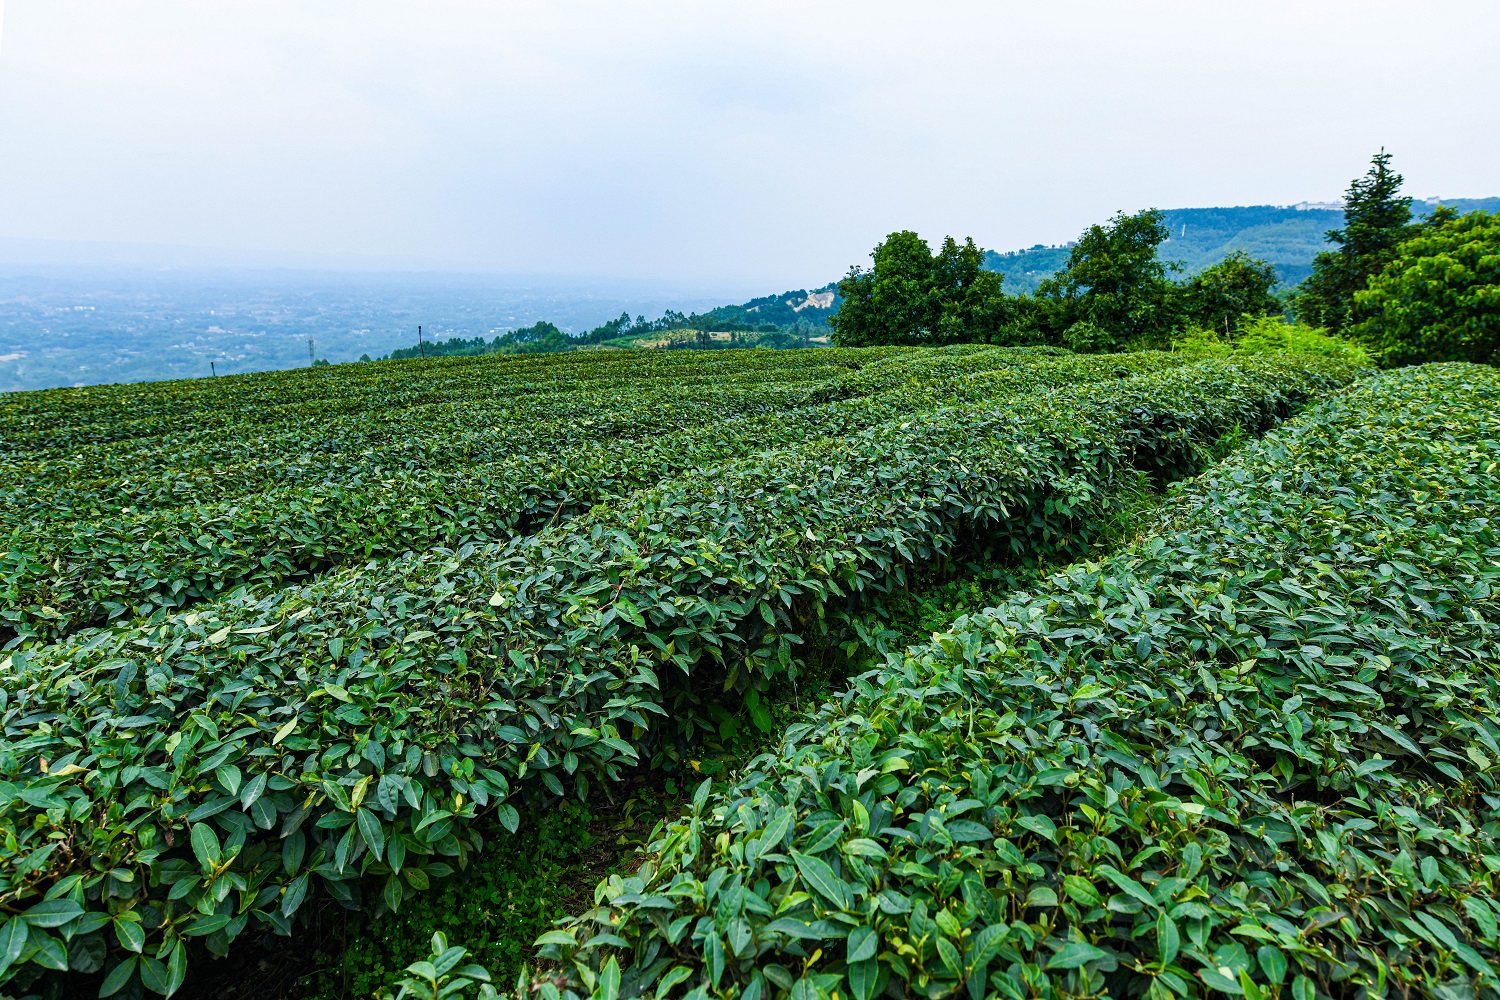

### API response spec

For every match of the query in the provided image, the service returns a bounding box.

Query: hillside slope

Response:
[984,197,1500,292]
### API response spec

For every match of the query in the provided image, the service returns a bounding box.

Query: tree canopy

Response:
[1034,208,1178,351]
[1351,208,1500,366]
[832,212,1288,352]
[1181,250,1281,336]
[1296,149,1416,333]
[828,232,1019,347]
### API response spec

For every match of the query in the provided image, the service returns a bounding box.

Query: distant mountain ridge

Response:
[982,197,1500,293]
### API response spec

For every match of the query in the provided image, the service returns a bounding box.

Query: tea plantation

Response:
[0,347,1495,1000]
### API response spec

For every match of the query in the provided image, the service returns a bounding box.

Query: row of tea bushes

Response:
[1,349,1170,642]
[0,354,1358,995]
[537,363,1500,1000]
[1,348,881,536]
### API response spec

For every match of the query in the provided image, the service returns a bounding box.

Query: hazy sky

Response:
[1,1,1496,288]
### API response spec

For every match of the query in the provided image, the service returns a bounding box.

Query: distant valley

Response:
[2,196,1495,392]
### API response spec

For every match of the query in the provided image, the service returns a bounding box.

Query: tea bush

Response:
[537,363,1500,1000]
[0,352,1358,995]
[5,346,1040,643]
[302,802,593,1000]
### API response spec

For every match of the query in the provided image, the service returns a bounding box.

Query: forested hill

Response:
[684,285,842,329]
[984,197,1500,292]
[377,286,845,359]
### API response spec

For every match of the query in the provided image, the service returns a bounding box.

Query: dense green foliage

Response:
[1034,210,1181,353]
[833,217,1290,353]
[309,803,594,1000]
[828,235,1015,348]
[1351,209,1500,367]
[1178,253,1281,337]
[384,931,501,1000]
[1296,151,1418,335]
[1171,317,1372,368]
[0,350,1356,996]
[537,363,1500,1000]
[3,349,909,643]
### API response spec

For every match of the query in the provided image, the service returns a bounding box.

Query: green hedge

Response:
[0,346,865,460]
[308,803,594,1000]
[0,350,872,589]
[1,349,922,642]
[0,353,1357,995]
[3,347,1101,643]
[536,363,1500,1000]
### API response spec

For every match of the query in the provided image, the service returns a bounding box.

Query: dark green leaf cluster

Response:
[1295,150,1418,335]
[828,220,1286,354]
[383,930,499,1000]
[0,351,1355,994]
[2,347,933,643]
[1034,210,1179,352]
[1351,209,1500,367]
[305,803,594,1000]
[538,363,1500,1000]
[1178,253,1282,339]
[828,235,1017,349]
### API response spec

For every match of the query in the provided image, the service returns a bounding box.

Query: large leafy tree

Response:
[1296,149,1416,333]
[1034,209,1178,351]
[1180,250,1281,334]
[1350,208,1500,365]
[829,232,1019,347]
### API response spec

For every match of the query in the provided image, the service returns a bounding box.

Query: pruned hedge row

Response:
[537,363,1500,1000]
[0,353,1357,995]
[1,350,866,565]
[1,347,1163,643]
[5,362,856,525]
[0,345,870,461]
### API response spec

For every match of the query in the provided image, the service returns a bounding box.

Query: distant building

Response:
[1293,201,1344,212]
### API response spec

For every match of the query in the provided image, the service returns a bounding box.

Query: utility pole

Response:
[210,361,216,377]
[418,325,425,359]
[308,338,315,367]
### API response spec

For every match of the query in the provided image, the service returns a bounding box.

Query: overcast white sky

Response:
[0,1,1496,288]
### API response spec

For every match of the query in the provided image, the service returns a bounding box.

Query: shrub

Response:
[537,363,1500,1000]
[1179,251,1281,336]
[0,353,1356,995]
[0,346,1044,644]
[1172,316,1371,367]
[304,803,593,1000]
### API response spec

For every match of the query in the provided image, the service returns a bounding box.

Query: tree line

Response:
[831,150,1498,367]
[373,307,826,360]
